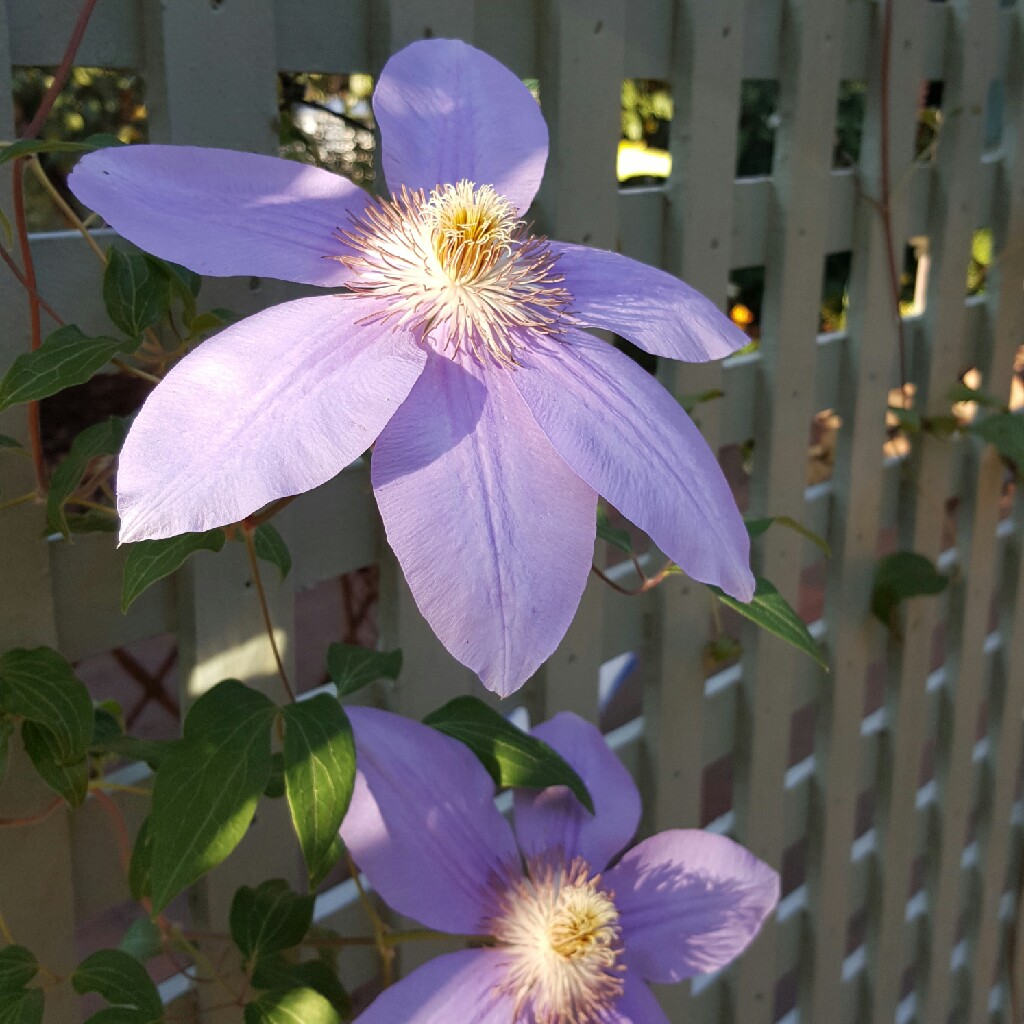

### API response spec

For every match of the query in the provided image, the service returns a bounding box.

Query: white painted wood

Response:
[734,2,845,1020]
[807,2,930,1020]
[0,1,1020,1020]
[915,2,1020,1018]
[0,10,78,1022]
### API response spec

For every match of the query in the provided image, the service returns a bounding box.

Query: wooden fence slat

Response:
[964,13,1024,1019]
[531,0,625,725]
[733,1,845,1021]
[897,4,999,1019]
[642,5,748,1019]
[867,0,999,1019]
[806,2,929,1020]
[0,10,79,1021]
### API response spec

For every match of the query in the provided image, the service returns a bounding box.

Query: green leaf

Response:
[118,918,162,964]
[424,695,595,813]
[0,434,24,450]
[970,411,1024,477]
[0,717,13,787]
[679,387,725,414]
[0,988,43,1024]
[91,734,179,770]
[251,956,350,1017]
[103,248,170,338]
[0,326,139,413]
[887,405,922,433]
[871,551,950,632]
[0,134,125,165]
[46,417,128,538]
[149,680,276,911]
[64,510,120,534]
[128,818,152,903]
[91,705,123,746]
[186,309,237,339]
[121,530,226,611]
[253,524,291,581]
[83,1010,154,1024]
[325,644,402,698]
[281,697,355,887]
[744,515,832,557]
[0,945,37,991]
[230,880,314,964]
[150,258,200,327]
[0,647,93,762]
[946,381,1003,409]
[264,752,286,798]
[244,987,341,1024]
[596,505,632,556]
[72,949,162,1017]
[708,577,828,670]
[21,721,89,806]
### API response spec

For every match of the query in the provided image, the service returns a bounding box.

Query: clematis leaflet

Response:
[342,708,780,1023]
[69,38,754,696]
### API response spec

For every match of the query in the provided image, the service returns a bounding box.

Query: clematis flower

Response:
[69,39,754,696]
[342,707,779,1023]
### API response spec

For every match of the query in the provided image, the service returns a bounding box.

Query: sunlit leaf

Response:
[103,248,170,338]
[121,530,226,611]
[424,696,595,812]
[148,681,275,911]
[244,986,341,1024]
[0,326,139,413]
[325,644,402,698]
[282,697,355,887]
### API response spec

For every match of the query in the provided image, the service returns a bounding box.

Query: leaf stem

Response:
[0,491,38,513]
[0,794,62,827]
[242,525,295,702]
[344,848,395,986]
[27,154,106,263]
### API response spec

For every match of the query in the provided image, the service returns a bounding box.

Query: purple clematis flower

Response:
[342,707,779,1023]
[68,39,754,696]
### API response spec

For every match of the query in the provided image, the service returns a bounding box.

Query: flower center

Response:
[336,180,571,366]
[489,857,625,1023]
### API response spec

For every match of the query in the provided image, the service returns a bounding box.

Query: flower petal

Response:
[371,352,597,696]
[353,950,512,1024]
[607,977,672,1024]
[117,296,425,542]
[374,39,548,214]
[514,713,640,871]
[605,830,780,982]
[69,145,369,286]
[512,333,754,601]
[552,242,749,361]
[342,708,519,935]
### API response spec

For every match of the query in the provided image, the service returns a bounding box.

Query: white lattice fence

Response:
[0,1,1022,1023]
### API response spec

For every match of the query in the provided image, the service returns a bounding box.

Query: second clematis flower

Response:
[342,708,779,1023]
[69,38,754,696]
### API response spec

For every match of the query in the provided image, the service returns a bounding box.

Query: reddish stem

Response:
[9,0,102,492]
[877,0,909,392]
[0,795,62,827]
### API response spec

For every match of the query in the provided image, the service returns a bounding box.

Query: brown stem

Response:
[877,0,909,392]
[242,494,298,530]
[0,245,64,325]
[242,525,295,702]
[8,0,102,494]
